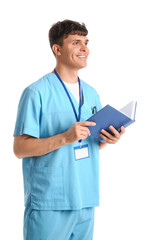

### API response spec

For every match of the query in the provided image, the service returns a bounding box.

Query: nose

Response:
[80,42,88,52]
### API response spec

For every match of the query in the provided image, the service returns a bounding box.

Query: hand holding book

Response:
[87,101,137,143]
[100,125,125,145]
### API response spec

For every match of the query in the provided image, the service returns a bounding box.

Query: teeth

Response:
[78,56,86,58]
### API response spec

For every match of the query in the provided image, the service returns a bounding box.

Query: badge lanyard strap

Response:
[54,69,82,145]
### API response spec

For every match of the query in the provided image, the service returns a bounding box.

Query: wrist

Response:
[61,131,69,146]
[48,132,68,152]
[99,141,108,150]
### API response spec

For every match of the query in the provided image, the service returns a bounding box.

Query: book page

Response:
[120,101,137,120]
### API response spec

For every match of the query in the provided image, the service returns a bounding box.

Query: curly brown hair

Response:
[48,19,88,55]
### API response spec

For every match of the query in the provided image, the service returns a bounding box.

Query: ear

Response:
[52,44,62,56]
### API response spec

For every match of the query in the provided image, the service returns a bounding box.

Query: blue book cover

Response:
[87,101,137,142]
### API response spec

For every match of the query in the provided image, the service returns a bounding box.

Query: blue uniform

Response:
[14,73,102,239]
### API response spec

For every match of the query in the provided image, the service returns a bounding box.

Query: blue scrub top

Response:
[14,73,102,210]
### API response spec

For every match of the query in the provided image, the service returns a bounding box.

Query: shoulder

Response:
[22,73,55,98]
[27,73,53,91]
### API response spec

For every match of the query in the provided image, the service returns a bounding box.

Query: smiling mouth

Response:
[77,55,87,59]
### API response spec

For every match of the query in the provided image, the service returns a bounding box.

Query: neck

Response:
[53,64,79,83]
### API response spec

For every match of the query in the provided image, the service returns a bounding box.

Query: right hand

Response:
[64,121,96,145]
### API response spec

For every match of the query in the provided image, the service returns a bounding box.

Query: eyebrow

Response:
[72,39,89,43]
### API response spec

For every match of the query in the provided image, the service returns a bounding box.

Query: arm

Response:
[13,121,96,159]
[99,125,125,150]
[99,141,108,150]
[13,133,66,159]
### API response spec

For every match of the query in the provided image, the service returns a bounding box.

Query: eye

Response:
[73,41,78,45]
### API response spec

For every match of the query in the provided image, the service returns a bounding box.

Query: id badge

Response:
[74,144,89,160]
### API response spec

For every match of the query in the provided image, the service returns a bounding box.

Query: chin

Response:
[78,63,87,70]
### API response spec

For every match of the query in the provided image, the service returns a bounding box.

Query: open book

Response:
[87,101,137,142]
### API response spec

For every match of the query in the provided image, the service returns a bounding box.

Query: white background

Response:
[0,0,160,239]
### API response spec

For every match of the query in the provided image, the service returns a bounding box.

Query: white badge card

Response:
[74,144,89,160]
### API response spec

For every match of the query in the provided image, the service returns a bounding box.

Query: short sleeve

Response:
[13,86,41,138]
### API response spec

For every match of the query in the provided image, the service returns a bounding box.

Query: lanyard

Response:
[54,69,82,122]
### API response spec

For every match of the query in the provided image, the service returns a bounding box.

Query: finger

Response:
[80,127,91,137]
[81,126,91,136]
[100,133,116,144]
[101,129,118,141]
[109,125,120,139]
[88,128,91,136]
[79,121,96,127]
[80,130,88,139]
[120,126,125,136]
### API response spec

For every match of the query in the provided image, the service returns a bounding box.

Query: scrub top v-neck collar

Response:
[50,72,84,108]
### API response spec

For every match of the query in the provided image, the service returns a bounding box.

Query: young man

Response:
[13,20,125,240]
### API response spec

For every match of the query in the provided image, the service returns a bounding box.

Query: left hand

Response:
[100,125,125,144]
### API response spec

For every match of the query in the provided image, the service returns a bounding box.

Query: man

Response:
[13,20,125,240]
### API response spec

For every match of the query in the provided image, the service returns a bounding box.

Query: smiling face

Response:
[53,34,89,70]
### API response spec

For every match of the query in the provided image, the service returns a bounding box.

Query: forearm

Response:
[13,132,67,159]
[14,121,97,159]
[99,141,108,150]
